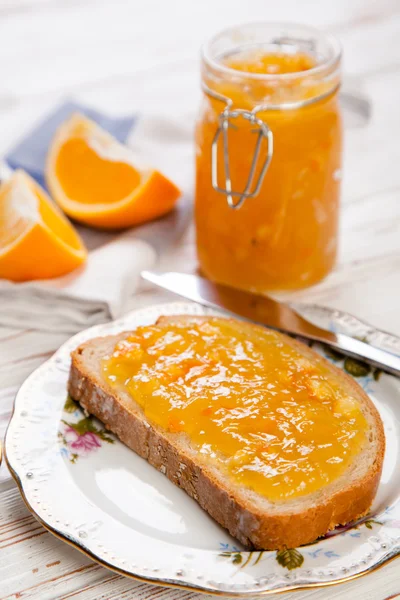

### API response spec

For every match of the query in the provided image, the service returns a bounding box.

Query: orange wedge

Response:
[0,170,87,282]
[45,113,181,229]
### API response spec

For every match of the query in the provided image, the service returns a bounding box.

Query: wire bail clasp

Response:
[211,106,274,210]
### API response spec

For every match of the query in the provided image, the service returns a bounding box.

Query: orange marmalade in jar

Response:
[195,24,342,291]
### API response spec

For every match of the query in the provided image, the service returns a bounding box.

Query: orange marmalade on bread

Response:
[103,318,367,501]
[196,24,342,290]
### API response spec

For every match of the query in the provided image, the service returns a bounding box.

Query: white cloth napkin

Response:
[0,109,194,334]
[0,235,156,334]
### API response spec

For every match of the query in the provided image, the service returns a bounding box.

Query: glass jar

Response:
[195,23,342,291]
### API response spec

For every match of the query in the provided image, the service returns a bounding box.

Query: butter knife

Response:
[141,270,400,377]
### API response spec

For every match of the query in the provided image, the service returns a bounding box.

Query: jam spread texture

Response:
[103,318,366,500]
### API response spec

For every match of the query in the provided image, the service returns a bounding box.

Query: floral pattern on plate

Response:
[58,396,115,463]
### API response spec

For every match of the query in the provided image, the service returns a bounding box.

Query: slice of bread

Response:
[68,315,385,550]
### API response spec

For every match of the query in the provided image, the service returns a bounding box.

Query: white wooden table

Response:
[1,1,400,598]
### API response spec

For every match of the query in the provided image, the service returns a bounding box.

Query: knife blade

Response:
[141,270,400,377]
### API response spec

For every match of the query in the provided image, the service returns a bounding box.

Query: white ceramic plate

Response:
[5,302,400,596]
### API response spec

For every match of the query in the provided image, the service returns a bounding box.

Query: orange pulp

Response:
[0,170,86,281]
[103,318,366,501]
[195,51,342,291]
[55,138,142,205]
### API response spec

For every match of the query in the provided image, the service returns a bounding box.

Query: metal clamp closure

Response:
[203,84,274,210]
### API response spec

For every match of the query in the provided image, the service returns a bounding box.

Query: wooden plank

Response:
[0,482,100,599]
[0,330,67,368]
[0,330,69,390]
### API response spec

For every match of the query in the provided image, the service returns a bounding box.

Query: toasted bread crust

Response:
[68,316,385,550]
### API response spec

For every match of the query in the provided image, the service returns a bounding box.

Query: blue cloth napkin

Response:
[5,101,136,190]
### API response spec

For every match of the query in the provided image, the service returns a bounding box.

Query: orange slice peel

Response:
[46,113,181,229]
[0,170,87,282]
